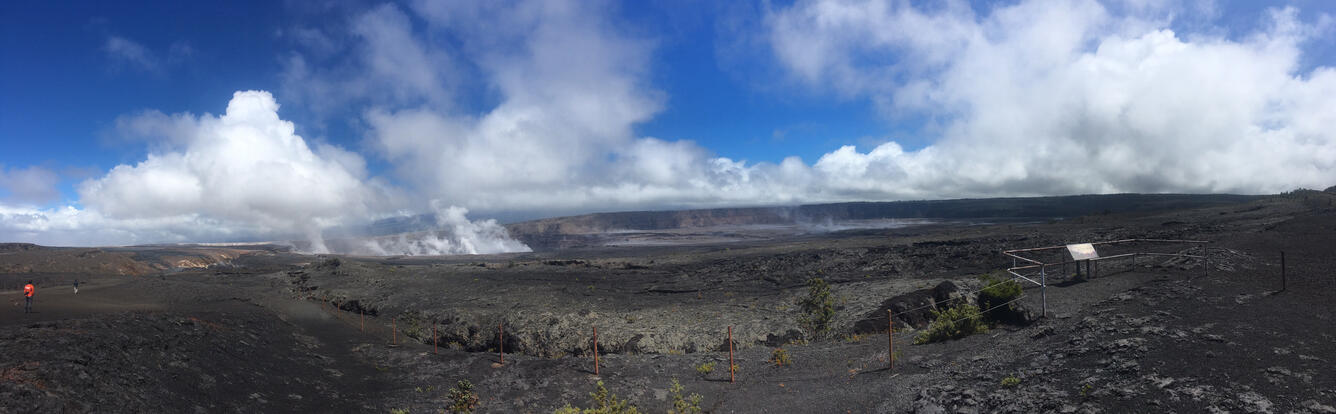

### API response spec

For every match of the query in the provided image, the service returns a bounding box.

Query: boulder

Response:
[853,281,967,333]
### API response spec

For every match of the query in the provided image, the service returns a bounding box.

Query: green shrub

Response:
[668,378,703,414]
[694,361,716,377]
[914,304,988,344]
[447,380,480,413]
[553,381,639,414]
[1000,376,1020,388]
[977,273,1024,324]
[798,278,836,339]
[770,348,792,366]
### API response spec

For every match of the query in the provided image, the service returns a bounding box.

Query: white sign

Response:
[1067,243,1099,260]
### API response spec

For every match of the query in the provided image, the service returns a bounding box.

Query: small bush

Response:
[914,304,989,344]
[694,361,716,376]
[668,378,703,414]
[554,381,640,414]
[798,278,836,339]
[977,273,1025,324]
[1000,376,1020,388]
[843,333,866,343]
[770,348,793,366]
[447,380,480,413]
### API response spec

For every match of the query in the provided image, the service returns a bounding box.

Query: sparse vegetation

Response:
[1001,376,1020,388]
[447,380,480,413]
[390,409,409,414]
[668,378,703,414]
[798,277,836,339]
[843,333,866,343]
[770,348,792,366]
[694,361,715,377]
[553,381,639,414]
[914,303,989,344]
[977,272,1024,324]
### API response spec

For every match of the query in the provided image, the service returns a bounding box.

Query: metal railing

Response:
[1002,239,1210,317]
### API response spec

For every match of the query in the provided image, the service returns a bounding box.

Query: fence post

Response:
[1041,265,1047,318]
[1203,245,1209,277]
[887,310,894,371]
[499,323,504,365]
[593,326,600,376]
[728,325,735,383]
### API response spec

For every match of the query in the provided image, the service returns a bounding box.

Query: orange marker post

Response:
[593,326,600,376]
[728,325,735,383]
[888,310,894,371]
[498,323,505,365]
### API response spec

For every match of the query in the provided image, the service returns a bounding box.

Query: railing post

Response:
[1041,265,1047,318]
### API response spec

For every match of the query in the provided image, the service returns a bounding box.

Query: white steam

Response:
[354,201,531,256]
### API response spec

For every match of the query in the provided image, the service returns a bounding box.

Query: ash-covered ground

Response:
[2,192,1334,413]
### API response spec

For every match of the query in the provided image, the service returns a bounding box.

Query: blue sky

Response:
[1,0,898,205]
[2,0,1335,249]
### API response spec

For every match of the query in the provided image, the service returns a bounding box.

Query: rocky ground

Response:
[2,191,1334,413]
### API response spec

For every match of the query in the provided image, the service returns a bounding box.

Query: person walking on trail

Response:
[23,281,35,314]
[73,279,79,294]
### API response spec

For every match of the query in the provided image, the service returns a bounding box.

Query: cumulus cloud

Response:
[759,0,1336,197]
[1,91,529,253]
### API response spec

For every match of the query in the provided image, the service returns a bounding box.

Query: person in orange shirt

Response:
[23,281,34,314]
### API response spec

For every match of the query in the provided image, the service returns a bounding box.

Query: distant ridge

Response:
[504,193,1262,239]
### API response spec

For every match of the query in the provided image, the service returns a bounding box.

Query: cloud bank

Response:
[337,0,1336,209]
[762,0,1336,197]
[2,91,528,254]
[3,0,1335,250]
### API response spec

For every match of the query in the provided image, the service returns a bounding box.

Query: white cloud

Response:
[309,0,1336,217]
[0,165,61,205]
[1,91,529,254]
[9,0,1334,249]
[104,35,157,71]
[760,0,1336,197]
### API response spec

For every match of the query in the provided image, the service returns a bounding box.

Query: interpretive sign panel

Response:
[1067,243,1099,260]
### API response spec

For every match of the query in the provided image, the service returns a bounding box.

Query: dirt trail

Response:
[2,277,164,325]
